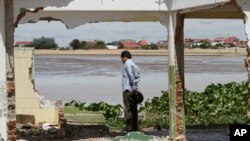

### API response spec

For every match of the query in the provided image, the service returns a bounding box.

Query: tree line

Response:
[69,39,106,50]
[15,37,107,50]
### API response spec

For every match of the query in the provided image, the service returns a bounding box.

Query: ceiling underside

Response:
[183,3,245,19]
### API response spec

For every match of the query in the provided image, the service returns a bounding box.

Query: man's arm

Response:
[134,68,140,85]
[125,64,136,90]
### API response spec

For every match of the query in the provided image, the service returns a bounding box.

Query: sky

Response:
[14,19,247,47]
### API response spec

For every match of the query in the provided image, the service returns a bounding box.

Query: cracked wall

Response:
[0,1,74,140]
[15,48,60,125]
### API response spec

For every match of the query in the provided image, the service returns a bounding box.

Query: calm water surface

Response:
[34,55,246,105]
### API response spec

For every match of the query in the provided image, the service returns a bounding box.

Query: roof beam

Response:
[184,11,244,19]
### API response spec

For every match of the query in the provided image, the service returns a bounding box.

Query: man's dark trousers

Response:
[123,90,138,131]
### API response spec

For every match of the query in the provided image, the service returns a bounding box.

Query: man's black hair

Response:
[121,51,132,59]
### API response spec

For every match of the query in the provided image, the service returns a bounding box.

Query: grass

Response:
[64,106,105,124]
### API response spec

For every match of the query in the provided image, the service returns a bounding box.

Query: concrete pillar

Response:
[0,0,8,140]
[244,12,250,125]
[168,11,177,139]
[167,11,186,140]
[175,13,185,135]
[246,15,250,125]
[4,0,16,140]
[236,0,250,125]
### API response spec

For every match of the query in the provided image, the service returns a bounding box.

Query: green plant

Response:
[106,118,125,130]
[94,41,107,49]
[139,81,248,128]
[32,37,58,49]
[69,39,80,50]
[65,101,123,122]
[64,101,123,129]
[65,81,248,130]
[141,45,151,50]
[64,100,86,110]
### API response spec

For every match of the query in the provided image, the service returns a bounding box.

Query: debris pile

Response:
[17,123,64,141]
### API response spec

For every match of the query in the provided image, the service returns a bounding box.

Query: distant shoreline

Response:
[34,48,247,56]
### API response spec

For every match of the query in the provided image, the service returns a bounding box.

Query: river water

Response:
[34,55,246,141]
[34,55,246,104]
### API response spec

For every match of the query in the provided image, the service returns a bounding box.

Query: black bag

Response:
[133,90,144,104]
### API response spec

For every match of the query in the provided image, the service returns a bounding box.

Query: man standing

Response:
[121,50,141,131]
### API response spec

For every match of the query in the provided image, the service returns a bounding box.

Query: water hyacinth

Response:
[139,81,248,127]
[65,81,248,129]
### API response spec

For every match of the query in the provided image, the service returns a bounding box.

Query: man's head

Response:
[121,50,132,64]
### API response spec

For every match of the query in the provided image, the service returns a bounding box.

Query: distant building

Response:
[228,36,239,42]
[211,36,239,47]
[191,39,202,47]
[15,41,32,47]
[184,39,193,48]
[156,40,168,49]
[229,36,239,45]
[190,39,211,47]
[211,37,224,46]
[137,40,149,46]
[183,36,246,48]
[236,41,248,48]
[106,43,118,49]
[119,40,141,49]
[223,36,239,47]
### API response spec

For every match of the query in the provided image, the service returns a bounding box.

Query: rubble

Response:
[17,123,113,141]
[42,123,59,131]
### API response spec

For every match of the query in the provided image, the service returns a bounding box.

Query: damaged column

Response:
[168,11,178,139]
[167,11,186,140]
[175,13,185,136]
[0,0,8,140]
[0,0,15,140]
[236,0,250,125]
[5,0,16,140]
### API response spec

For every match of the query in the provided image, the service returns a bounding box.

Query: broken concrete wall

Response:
[15,48,60,125]
[235,0,250,46]
[236,0,250,124]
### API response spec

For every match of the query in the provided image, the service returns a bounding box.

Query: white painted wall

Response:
[13,0,74,19]
[44,0,168,11]
[0,0,7,140]
[40,0,229,11]
[14,0,231,30]
[19,11,167,29]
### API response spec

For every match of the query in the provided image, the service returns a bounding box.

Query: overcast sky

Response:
[14,19,246,47]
